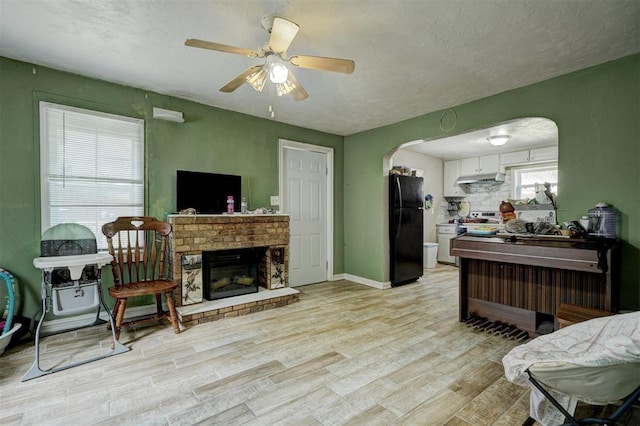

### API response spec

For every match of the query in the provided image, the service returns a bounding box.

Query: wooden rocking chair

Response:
[102,216,181,339]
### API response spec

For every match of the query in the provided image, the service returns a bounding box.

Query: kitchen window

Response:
[40,102,144,250]
[512,163,558,201]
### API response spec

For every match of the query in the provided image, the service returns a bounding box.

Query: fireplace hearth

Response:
[203,247,265,300]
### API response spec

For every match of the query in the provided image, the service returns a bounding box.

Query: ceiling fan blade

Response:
[289,55,355,74]
[220,66,262,93]
[185,39,259,58]
[269,17,299,53]
[287,70,308,101]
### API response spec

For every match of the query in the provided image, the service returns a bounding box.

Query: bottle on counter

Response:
[579,216,589,232]
[241,197,247,214]
[227,196,234,214]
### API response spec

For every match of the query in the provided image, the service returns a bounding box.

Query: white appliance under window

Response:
[515,206,557,224]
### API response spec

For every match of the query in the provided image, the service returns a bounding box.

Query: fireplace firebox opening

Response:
[202,247,266,300]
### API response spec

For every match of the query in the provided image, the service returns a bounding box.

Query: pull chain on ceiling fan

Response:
[185,14,355,101]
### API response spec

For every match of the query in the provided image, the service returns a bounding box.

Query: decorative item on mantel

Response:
[226,195,235,214]
[181,254,202,305]
[249,207,278,214]
[261,248,286,289]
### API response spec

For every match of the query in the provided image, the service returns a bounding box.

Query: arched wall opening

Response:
[381,117,559,283]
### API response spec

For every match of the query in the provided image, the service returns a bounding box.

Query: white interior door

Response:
[283,147,327,286]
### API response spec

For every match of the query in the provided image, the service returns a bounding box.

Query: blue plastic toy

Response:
[0,268,16,336]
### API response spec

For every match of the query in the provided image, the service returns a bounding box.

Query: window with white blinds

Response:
[40,102,144,249]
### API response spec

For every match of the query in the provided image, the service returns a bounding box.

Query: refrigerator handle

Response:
[395,176,402,210]
[394,176,403,239]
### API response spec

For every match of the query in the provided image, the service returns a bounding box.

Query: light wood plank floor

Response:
[0,265,635,425]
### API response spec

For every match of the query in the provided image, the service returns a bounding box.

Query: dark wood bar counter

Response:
[451,234,619,335]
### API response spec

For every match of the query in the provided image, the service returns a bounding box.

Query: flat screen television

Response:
[176,170,241,214]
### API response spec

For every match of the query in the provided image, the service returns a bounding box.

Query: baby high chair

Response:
[503,311,640,425]
[22,223,129,381]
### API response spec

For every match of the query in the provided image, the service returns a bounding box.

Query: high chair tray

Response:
[33,253,113,270]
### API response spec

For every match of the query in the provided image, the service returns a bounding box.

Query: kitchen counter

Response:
[451,234,619,334]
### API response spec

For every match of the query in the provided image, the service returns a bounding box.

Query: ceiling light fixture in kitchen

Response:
[488,135,510,146]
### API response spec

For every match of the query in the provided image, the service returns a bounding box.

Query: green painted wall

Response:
[3,54,638,317]
[0,57,344,316]
[344,54,640,310]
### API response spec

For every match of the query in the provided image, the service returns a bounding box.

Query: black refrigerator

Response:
[389,174,424,286]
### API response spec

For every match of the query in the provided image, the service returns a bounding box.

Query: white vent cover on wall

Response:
[152,107,185,123]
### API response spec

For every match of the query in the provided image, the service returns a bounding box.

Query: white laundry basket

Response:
[423,243,438,269]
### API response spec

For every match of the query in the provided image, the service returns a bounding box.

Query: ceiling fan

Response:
[185,14,355,101]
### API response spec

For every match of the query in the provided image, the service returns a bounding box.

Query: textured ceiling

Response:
[1,0,638,136]
[403,117,558,161]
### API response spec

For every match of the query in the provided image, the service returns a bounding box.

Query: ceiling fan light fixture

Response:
[246,66,268,92]
[187,14,354,100]
[269,62,289,83]
[488,135,510,146]
[275,79,296,96]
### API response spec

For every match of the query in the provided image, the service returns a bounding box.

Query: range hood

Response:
[456,172,505,184]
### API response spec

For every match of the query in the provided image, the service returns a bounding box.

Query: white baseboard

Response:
[40,304,159,334]
[331,273,346,281]
[342,274,392,290]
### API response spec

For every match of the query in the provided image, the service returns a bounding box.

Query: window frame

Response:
[39,101,145,249]
[511,162,558,201]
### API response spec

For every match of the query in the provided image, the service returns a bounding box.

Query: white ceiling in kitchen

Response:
[403,117,558,161]
[0,0,638,136]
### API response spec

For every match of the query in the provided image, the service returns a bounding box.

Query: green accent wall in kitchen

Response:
[0,57,344,316]
[345,54,639,309]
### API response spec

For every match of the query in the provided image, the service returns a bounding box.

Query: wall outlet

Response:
[270,195,279,206]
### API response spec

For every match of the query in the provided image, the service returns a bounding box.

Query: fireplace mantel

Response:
[167,214,297,326]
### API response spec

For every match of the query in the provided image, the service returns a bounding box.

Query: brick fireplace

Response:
[167,214,298,326]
